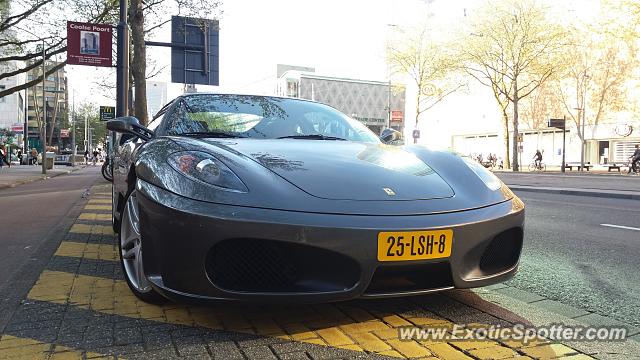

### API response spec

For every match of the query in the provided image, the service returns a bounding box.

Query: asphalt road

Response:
[508,190,640,327]
[0,166,99,328]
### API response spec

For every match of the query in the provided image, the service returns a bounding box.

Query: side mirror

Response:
[380,128,402,144]
[107,116,154,141]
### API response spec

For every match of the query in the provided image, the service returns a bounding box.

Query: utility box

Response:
[45,151,55,170]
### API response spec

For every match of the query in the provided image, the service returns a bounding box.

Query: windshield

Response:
[165,94,380,143]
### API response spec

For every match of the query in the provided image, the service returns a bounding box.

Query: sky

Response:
[64,0,600,148]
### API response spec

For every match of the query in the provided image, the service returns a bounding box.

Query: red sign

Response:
[11,124,24,133]
[391,110,403,122]
[60,129,70,138]
[67,21,113,67]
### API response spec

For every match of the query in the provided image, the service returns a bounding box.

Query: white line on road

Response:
[600,224,640,231]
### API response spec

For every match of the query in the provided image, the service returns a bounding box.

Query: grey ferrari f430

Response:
[107,93,524,303]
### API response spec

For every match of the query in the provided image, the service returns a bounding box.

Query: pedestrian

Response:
[628,144,640,174]
[17,149,23,165]
[30,148,38,165]
[84,149,89,164]
[92,149,98,166]
[0,146,4,170]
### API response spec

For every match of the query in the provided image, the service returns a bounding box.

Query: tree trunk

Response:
[502,110,511,169]
[129,0,148,125]
[414,94,420,144]
[512,80,519,171]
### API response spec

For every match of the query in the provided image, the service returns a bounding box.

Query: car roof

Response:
[174,92,323,105]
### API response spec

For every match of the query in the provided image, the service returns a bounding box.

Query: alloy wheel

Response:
[120,190,152,292]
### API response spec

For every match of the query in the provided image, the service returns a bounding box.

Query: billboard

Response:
[67,21,113,67]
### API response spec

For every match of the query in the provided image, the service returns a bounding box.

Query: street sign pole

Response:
[562,115,566,173]
[71,90,75,167]
[116,0,130,118]
[41,40,47,175]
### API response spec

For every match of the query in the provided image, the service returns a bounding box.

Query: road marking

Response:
[54,241,118,261]
[600,223,640,231]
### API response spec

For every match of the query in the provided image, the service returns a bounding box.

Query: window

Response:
[165,94,380,143]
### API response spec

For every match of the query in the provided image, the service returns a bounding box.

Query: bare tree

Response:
[555,22,635,146]
[0,0,118,97]
[461,0,566,170]
[127,0,223,125]
[387,26,464,134]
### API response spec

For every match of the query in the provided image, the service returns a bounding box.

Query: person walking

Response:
[17,149,23,165]
[92,149,98,166]
[0,146,4,171]
[30,148,38,165]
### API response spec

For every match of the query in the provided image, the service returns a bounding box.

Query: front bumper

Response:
[136,180,525,303]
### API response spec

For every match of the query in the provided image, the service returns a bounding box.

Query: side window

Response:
[303,111,352,138]
[147,112,164,132]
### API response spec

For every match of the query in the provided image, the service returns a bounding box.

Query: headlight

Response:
[461,157,502,191]
[168,151,248,193]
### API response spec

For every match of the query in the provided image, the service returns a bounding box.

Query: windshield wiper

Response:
[277,134,347,141]
[179,131,246,138]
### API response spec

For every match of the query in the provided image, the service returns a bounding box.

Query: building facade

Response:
[0,61,27,148]
[276,71,406,135]
[147,81,168,117]
[452,121,640,167]
[26,61,69,151]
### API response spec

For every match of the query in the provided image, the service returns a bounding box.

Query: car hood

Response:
[201,139,455,201]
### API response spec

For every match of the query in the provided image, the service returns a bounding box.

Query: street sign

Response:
[60,129,70,138]
[100,106,116,121]
[67,21,113,67]
[170,16,219,86]
[548,118,566,129]
[11,124,23,133]
[391,110,403,122]
[412,129,420,139]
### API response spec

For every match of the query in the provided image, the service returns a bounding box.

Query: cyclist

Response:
[533,149,543,170]
[628,144,640,174]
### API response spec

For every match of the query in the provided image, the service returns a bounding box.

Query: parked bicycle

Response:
[528,161,546,172]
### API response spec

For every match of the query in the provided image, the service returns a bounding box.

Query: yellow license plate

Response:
[377,230,453,262]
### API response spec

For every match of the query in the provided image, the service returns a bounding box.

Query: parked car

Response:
[108,93,525,303]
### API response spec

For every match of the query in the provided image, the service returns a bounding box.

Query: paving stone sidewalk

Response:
[0,183,617,360]
[0,164,88,189]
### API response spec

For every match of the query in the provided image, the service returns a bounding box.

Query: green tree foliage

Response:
[71,102,106,151]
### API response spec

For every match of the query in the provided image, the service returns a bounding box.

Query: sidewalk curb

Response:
[507,185,640,200]
[0,165,86,190]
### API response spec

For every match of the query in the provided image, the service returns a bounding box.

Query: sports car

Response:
[107,93,524,303]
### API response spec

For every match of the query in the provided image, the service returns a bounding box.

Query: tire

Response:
[111,184,120,234]
[101,161,113,182]
[528,163,535,172]
[119,189,164,303]
[541,163,546,172]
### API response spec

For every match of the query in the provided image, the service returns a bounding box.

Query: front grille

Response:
[206,238,360,293]
[208,238,297,291]
[479,228,523,274]
[364,261,453,295]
